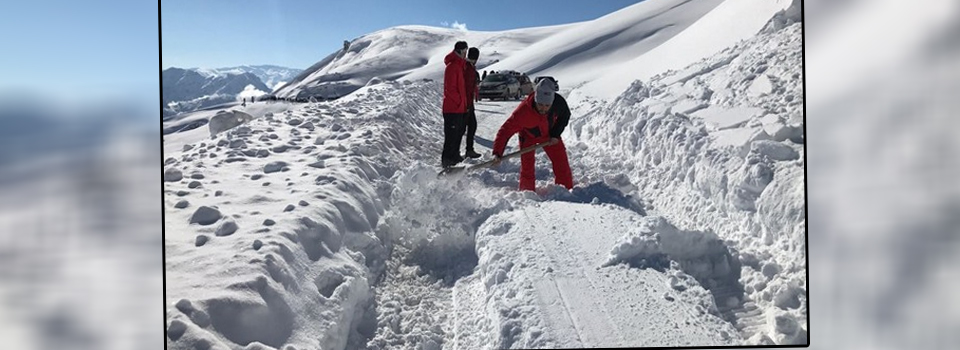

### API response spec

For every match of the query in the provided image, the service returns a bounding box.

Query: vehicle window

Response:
[485,75,507,82]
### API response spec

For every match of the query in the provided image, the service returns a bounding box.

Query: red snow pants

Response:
[518,138,573,192]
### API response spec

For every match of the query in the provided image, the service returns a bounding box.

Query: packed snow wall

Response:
[567,22,806,344]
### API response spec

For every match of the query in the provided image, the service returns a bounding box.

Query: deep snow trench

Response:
[164,22,804,350]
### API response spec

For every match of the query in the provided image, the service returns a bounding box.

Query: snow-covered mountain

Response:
[273,23,570,99]
[197,65,303,92]
[164,0,804,348]
[275,0,793,102]
[162,68,272,117]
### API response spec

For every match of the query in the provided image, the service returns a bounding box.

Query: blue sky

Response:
[0,0,639,111]
[162,0,642,70]
[0,1,158,106]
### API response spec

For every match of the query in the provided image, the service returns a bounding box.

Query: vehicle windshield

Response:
[485,75,508,83]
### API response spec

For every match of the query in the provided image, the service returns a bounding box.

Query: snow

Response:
[574,0,793,101]
[478,0,726,88]
[164,0,806,349]
[196,65,303,92]
[275,0,733,100]
[694,106,766,131]
[162,101,297,154]
[461,205,742,348]
[710,127,770,158]
[275,24,568,100]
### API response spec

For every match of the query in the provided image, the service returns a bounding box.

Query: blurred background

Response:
[0,0,957,349]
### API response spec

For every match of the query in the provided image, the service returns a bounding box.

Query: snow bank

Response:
[165,80,448,350]
[567,23,806,344]
[604,217,736,276]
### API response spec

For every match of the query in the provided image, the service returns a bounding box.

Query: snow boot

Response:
[442,155,464,167]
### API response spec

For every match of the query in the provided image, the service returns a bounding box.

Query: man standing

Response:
[441,41,469,167]
[463,47,482,159]
[491,78,573,191]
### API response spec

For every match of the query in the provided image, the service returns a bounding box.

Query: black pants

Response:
[465,106,477,152]
[442,113,466,165]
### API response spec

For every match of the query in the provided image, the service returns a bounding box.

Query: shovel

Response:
[438,140,554,177]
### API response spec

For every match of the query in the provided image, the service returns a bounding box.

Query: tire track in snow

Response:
[474,202,742,347]
[523,207,628,348]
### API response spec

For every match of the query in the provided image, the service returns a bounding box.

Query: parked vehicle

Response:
[479,73,522,100]
[534,76,559,91]
[516,74,534,96]
[496,70,534,96]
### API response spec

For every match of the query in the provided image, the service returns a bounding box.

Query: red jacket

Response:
[442,51,468,114]
[492,94,551,157]
[464,63,478,108]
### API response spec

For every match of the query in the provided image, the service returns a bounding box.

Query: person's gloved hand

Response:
[491,154,502,167]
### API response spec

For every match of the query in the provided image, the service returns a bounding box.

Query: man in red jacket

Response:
[441,41,470,167]
[463,47,482,159]
[491,78,573,191]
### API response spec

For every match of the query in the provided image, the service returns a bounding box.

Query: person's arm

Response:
[549,96,571,138]
[475,71,481,102]
[444,64,458,108]
[456,64,467,112]
[492,110,525,157]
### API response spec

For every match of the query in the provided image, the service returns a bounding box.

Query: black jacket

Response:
[547,94,570,138]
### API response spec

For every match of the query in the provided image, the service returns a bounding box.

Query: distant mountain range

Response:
[161,65,301,118]
[195,65,303,91]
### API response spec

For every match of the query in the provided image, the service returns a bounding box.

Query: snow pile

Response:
[602,216,755,330]
[164,80,449,350]
[208,109,255,137]
[383,166,489,278]
[366,163,528,350]
[568,22,805,344]
[604,217,736,278]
